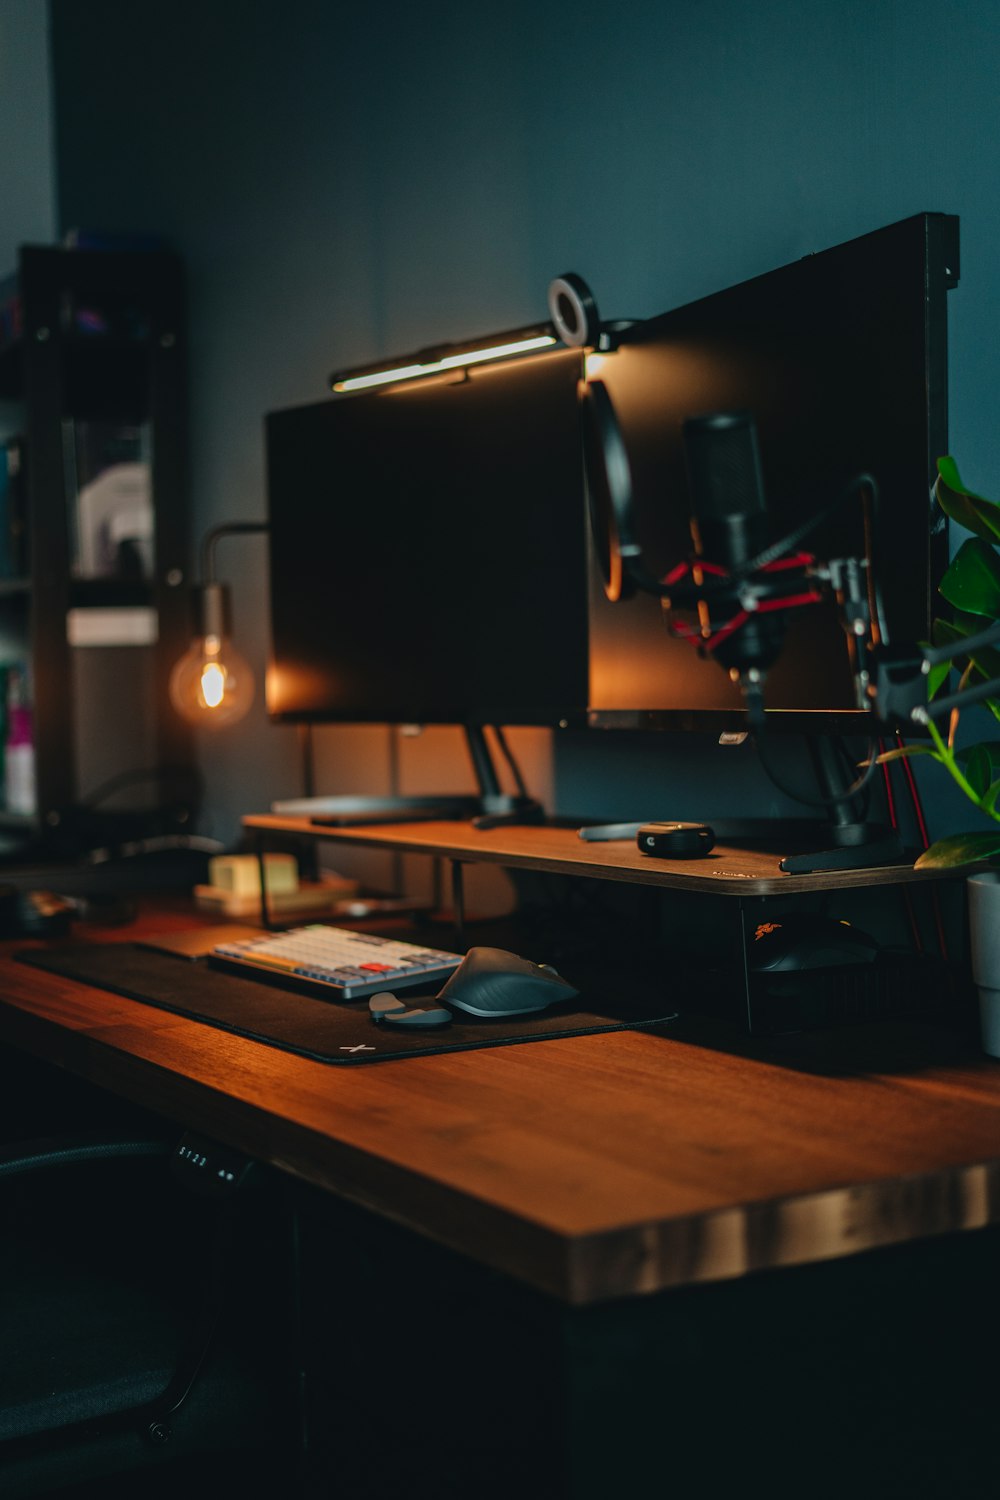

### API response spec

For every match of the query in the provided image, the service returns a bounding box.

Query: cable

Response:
[79,764,203,809]
[724,471,880,590]
[879,736,924,954]
[893,730,949,961]
[860,480,888,646]
[744,684,880,810]
[894,732,931,849]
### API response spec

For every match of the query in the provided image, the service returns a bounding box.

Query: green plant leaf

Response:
[964,644,1000,688]
[873,744,940,765]
[913,458,1000,834]
[935,610,993,639]
[935,612,1000,678]
[939,537,1000,618]
[935,457,1000,542]
[957,740,1000,769]
[963,742,1000,797]
[930,617,967,685]
[926,660,951,698]
[915,830,1000,868]
[929,617,1000,717]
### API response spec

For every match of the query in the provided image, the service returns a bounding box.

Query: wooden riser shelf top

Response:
[244,814,951,896]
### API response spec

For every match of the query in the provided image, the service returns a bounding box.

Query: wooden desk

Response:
[2,901,999,1496]
[0,901,997,1305]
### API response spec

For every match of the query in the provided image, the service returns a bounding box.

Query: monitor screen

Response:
[586,212,959,734]
[265,348,589,727]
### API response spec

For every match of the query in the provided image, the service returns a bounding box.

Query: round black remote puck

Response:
[636,822,716,858]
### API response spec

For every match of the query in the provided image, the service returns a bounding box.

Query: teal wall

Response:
[0,0,54,672]
[46,0,1000,848]
[0,0,54,272]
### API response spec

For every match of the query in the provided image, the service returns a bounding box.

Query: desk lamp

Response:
[328,278,633,393]
[169,521,269,728]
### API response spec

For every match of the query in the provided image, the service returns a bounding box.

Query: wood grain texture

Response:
[243,815,962,895]
[2,902,999,1304]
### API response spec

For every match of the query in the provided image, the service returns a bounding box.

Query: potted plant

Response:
[877,456,1000,869]
[878,458,1000,1053]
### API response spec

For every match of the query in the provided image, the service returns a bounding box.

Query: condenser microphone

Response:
[681,411,786,678]
[683,410,769,572]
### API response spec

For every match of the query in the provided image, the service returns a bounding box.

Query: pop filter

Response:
[579,378,656,603]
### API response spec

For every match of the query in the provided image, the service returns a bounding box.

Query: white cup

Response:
[967,871,1000,1057]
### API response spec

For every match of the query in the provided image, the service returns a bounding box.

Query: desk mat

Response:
[17,944,678,1065]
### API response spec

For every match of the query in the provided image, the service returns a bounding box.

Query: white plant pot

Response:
[967,871,1000,1057]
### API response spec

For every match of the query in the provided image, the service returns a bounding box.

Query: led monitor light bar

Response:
[330,324,558,393]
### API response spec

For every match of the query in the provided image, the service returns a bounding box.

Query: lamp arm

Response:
[200,521,270,585]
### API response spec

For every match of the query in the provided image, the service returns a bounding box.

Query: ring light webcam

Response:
[548,273,602,348]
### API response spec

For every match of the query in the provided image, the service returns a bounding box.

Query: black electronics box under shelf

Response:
[674,947,972,1038]
[740,951,963,1036]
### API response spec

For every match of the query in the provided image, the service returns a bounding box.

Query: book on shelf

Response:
[0,663,35,817]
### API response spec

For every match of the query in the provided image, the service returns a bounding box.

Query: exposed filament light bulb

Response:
[200,651,227,709]
[169,585,255,728]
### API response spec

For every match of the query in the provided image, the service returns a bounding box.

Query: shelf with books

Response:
[0,244,194,848]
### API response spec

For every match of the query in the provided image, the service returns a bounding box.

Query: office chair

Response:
[0,1126,298,1498]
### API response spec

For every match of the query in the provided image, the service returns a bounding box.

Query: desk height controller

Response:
[170,1131,256,1198]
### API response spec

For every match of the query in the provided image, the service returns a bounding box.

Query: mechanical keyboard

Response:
[209,924,462,1001]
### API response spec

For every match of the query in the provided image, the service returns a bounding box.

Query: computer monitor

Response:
[264,348,589,731]
[585,212,959,734]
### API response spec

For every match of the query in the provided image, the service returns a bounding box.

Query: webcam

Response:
[547,273,602,348]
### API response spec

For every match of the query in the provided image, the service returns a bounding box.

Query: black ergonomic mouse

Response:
[747,914,880,974]
[438,946,579,1018]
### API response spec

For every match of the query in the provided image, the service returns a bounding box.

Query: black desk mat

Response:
[17,944,678,1064]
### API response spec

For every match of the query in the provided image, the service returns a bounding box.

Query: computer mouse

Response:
[747,914,879,973]
[438,946,579,1018]
[369,992,454,1028]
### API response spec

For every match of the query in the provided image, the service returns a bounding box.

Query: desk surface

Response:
[1,901,999,1305]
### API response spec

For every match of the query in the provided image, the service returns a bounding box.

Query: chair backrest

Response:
[0,1128,297,1497]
